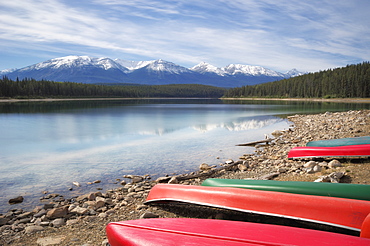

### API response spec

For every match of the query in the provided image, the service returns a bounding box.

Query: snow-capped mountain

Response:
[284,68,306,77]
[223,64,284,77]
[3,56,306,87]
[190,62,226,76]
[0,68,16,75]
[20,56,128,72]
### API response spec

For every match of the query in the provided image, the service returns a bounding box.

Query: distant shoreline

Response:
[221,97,370,103]
[0,97,208,102]
[0,97,370,103]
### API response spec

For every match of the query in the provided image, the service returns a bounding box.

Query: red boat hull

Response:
[145,184,370,232]
[288,144,370,159]
[106,218,370,246]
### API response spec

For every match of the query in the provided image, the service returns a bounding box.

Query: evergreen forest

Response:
[224,62,370,98]
[0,77,226,99]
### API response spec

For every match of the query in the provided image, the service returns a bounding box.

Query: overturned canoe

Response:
[106,218,370,246]
[287,144,370,159]
[201,179,370,201]
[307,136,370,147]
[145,184,370,232]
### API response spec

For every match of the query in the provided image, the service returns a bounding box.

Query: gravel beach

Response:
[1,109,370,246]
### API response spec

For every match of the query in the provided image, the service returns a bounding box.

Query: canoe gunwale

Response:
[144,198,361,232]
[288,155,370,159]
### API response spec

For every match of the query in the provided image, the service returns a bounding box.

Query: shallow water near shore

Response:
[1,99,369,213]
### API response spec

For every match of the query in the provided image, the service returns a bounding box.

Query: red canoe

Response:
[106,218,370,246]
[287,144,370,159]
[145,184,370,232]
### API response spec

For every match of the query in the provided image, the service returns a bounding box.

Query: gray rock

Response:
[132,176,144,183]
[46,206,68,219]
[66,219,79,226]
[17,217,32,224]
[238,164,248,171]
[8,196,24,204]
[25,225,44,234]
[136,204,147,210]
[168,177,179,184]
[51,218,65,228]
[17,211,33,219]
[102,239,110,246]
[313,165,322,172]
[124,175,144,183]
[314,172,345,183]
[86,193,96,201]
[0,217,9,226]
[260,172,279,180]
[36,236,65,246]
[98,213,108,218]
[199,163,212,171]
[304,161,317,168]
[278,168,287,173]
[71,206,89,215]
[328,160,342,168]
[156,176,171,183]
[34,209,47,218]
[40,221,50,227]
[140,212,160,219]
[306,167,315,174]
[271,130,283,136]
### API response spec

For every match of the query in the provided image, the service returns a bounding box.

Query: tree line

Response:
[224,62,370,98]
[0,77,226,98]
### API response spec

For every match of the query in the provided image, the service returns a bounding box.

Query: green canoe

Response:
[201,178,370,201]
[306,136,370,147]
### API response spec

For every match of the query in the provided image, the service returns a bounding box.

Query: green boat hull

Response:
[306,136,370,147]
[202,178,370,201]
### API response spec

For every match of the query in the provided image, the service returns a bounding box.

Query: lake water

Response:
[0,99,369,212]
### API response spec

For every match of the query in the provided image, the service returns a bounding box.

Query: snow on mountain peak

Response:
[0,68,16,75]
[27,56,126,71]
[190,62,225,75]
[223,64,284,77]
[141,59,190,74]
[190,62,287,77]
[285,68,306,77]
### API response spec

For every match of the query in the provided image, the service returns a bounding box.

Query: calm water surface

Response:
[0,99,369,212]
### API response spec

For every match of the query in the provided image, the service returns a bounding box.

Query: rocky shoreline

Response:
[1,109,370,246]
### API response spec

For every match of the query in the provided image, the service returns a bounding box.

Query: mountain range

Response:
[1,56,306,87]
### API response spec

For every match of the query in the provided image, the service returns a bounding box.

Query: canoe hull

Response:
[201,179,370,201]
[287,144,370,159]
[145,184,370,232]
[307,136,370,147]
[106,218,370,246]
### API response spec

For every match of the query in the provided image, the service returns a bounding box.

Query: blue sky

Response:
[0,0,369,72]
